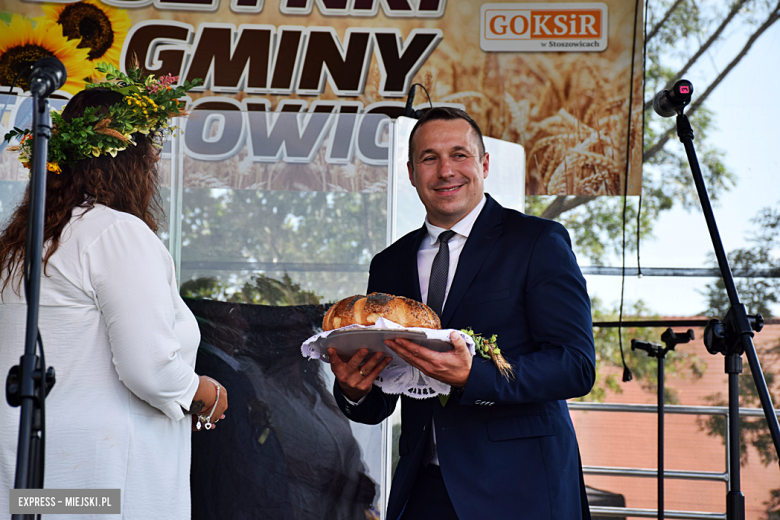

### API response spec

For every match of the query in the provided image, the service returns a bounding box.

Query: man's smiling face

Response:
[408,118,489,229]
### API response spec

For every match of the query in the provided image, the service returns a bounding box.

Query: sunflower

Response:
[41,0,131,70]
[0,15,94,94]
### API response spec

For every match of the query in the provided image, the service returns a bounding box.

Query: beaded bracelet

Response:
[195,379,221,431]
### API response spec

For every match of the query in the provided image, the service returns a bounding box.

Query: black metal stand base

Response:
[726,492,745,520]
[632,328,694,520]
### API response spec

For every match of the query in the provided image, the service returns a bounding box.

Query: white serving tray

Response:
[315,328,453,368]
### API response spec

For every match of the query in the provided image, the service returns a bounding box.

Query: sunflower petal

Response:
[0,15,94,94]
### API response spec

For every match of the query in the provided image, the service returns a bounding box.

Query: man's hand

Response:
[384,331,472,387]
[328,348,392,402]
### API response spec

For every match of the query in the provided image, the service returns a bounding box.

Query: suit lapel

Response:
[401,225,426,301]
[440,196,503,326]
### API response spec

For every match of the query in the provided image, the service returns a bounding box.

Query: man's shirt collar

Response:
[424,195,487,244]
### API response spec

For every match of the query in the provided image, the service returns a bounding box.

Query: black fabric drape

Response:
[186,298,376,520]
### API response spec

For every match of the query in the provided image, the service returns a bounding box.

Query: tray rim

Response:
[314,327,453,367]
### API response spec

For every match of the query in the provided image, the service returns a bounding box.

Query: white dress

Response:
[0,204,200,519]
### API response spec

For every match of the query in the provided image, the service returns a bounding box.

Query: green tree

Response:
[701,205,780,319]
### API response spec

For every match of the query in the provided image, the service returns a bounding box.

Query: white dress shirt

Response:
[417,195,487,312]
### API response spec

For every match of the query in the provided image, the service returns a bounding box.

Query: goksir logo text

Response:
[481,3,608,52]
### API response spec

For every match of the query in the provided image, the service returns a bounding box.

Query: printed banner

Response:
[0,0,643,196]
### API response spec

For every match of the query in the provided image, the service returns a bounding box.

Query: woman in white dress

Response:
[0,80,227,518]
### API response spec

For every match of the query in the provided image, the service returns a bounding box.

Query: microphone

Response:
[402,84,422,119]
[631,339,662,355]
[653,79,693,118]
[27,57,67,98]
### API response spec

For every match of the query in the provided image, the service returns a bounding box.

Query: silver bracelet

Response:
[196,380,220,431]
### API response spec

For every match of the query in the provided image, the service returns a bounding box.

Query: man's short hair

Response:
[407,107,486,164]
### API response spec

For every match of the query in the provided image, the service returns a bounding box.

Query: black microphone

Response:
[27,57,67,98]
[631,339,662,354]
[402,84,422,119]
[653,79,693,118]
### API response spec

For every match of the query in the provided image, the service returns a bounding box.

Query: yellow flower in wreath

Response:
[41,0,132,71]
[0,15,94,94]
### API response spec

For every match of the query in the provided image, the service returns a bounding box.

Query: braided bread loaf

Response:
[322,292,441,331]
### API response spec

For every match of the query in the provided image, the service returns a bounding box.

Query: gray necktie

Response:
[426,230,456,318]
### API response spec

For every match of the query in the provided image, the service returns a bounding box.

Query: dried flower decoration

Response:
[3,62,203,173]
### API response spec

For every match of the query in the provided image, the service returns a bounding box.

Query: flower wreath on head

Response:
[3,62,203,174]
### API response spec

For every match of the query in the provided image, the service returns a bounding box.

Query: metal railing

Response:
[568,401,780,519]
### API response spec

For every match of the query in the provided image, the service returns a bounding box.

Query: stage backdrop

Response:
[0,2,643,518]
[0,0,643,196]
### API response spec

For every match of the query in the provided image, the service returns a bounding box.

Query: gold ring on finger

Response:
[359,369,365,377]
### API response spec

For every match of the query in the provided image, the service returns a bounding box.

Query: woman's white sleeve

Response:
[84,219,199,421]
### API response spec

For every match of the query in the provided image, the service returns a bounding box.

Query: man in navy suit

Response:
[328,107,595,519]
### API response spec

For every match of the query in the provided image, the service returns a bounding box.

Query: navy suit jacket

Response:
[333,195,596,520]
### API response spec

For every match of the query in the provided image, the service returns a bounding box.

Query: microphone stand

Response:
[674,109,780,520]
[632,329,694,520]
[6,89,56,519]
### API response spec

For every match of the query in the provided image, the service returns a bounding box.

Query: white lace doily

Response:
[301,317,475,399]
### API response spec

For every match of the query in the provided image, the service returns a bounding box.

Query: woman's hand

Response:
[190,375,228,431]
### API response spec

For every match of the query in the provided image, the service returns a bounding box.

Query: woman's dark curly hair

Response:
[0,87,164,294]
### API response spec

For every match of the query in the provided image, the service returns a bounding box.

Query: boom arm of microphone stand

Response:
[675,111,780,465]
